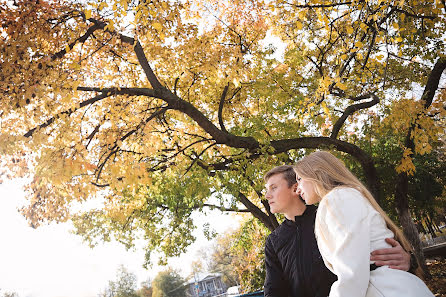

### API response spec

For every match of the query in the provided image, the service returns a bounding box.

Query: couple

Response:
[263,151,434,297]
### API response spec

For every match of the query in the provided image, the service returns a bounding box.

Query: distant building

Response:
[187,274,228,297]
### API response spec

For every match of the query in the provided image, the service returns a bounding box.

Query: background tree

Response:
[151,268,186,297]
[205,218,268,293]
[99,265,139,297]
[207,233,239,288]
[1,291,19,297]
[0,0,445,275]
[136,281,153,297]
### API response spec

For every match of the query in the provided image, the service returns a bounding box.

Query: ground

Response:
[425,259,446,296]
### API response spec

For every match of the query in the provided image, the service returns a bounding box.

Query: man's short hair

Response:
[264,165,297,188]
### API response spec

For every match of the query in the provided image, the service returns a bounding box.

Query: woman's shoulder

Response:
[325,186,362,198]
[318,187,370,222]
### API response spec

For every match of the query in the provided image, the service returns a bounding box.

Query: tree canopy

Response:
[1,0,445,267]
[151,268,186,297]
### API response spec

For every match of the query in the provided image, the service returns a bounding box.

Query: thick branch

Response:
[238,192,276,231]
[77,87,159,98]
[420,57,446,107]
[87,18,164,90]
[159,88,259,149]
[120,36,164,90]
[218,84,230,133]
[52,21,105,60]
[331,93,380,139]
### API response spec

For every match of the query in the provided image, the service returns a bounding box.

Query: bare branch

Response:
[77,87,159,98]
[24,92,110,138]
[286,1,353,8]
[52,21,105,60]
[392,7,437,20]
[218,84,230,133]
[95,106,169,182]
[202,203,251,212]
[331,93,380,139]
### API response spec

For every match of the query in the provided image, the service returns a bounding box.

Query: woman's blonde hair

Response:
[294,151,414,255]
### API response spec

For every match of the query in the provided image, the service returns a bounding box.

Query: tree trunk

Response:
[393,57,446,279]
[395,173,431,278]
[425,214,437,238]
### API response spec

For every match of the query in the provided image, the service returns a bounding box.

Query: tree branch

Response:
[392,7,437,20]
[331,93,379,139]
[24,92,110,138]
[52,21,105,60]
[420,57,446,107]
[238,191,276,231]
[202,203,251,212]
[287,1,353,8]
[218,84,230,133]
[87,18,164,90]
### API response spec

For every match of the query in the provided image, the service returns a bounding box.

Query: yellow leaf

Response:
[337,82,347,91]
[296,21,303,30]
[85,9,92,19]
[355,41,364,48]
[153,22,163,31]
[98,2,108,10]
[346,26,354,34]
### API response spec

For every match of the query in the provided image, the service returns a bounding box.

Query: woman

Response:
[294,151,434,297]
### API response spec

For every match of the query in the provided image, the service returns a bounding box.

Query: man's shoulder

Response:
[266,221,293,246]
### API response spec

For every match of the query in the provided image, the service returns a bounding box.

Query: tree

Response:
[1,0,445,273]
[136,281,153,297]
[151,268,186,297]
[227,219,268,293]
[99,265,139,297]
[1,291,19,297]
[204,218,268,293]
[207,233,240,288]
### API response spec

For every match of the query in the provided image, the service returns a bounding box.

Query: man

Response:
[263,165,413,297]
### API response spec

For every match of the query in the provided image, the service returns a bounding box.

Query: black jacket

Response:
[264,205,337,297]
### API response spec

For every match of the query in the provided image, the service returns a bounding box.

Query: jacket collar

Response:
[284,205,317,225]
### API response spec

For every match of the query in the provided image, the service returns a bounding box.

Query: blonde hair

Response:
[294,151,414,256]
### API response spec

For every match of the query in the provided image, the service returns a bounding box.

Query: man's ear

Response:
[291,183,298,192]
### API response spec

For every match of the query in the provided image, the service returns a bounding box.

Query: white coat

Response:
[315,187,434,297]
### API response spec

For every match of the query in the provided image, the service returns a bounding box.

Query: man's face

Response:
[265,173,298,214]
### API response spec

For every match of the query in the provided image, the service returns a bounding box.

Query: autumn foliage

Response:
[1,0,445,268]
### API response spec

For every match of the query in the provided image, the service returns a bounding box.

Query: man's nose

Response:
[265,190,271,199]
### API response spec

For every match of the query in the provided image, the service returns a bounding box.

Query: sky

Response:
[0,179,243,297]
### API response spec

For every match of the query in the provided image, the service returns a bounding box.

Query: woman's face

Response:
[297,176,320,205]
